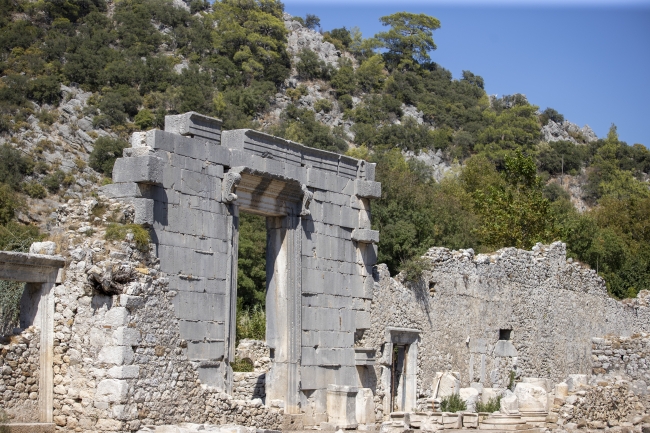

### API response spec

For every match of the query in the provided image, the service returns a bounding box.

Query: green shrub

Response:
[231,357,254,372]
[134,108,155,130]
[22,181,47,199]
[0,144,33,190]
[314,98,332,113]
[0,222,44,252]
[400,256,428,283]
[36,108,57,125]
[89,137,129,175]
[440,393,467,413]
[331,60,356,96]
[105,223,150,251]
[0,184,23,225]
[42,169,74,193]
[27,75,62,105]
[236,304,265,341]
[476,396,501,413]
[338,94,353,110]
[0,279,24,335]
[296,49,331,80]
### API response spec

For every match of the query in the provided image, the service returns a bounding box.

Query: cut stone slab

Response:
[514,382,547,412]
[459,387,479,412]
[433,371,460,399]
[324,384,358,430]
[2,423,56,433]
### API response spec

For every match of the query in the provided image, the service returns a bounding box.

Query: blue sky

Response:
[283,1,650,147]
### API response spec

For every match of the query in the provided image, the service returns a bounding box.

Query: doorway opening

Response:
[390,344,408,412]
[235,212,267,344]
[383,327,420,414]
[225,169,304,412]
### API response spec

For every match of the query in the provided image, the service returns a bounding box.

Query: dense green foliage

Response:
[237,213,267,309]
[0,222,44,334]
[0,1,648,301]
[89,137,129,176]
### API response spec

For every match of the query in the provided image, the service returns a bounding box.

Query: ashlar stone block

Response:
[96,379,128,403]
[351,229,379,244]
[98,346,134,366]
[325,384,358,429]
[354,179,381,199]
[112,155,164,185]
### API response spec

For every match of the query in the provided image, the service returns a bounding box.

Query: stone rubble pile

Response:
[570,383,642,425]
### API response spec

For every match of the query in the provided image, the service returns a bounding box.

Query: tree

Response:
[304,14,320,30]
[539,107,564,125]
[212,0,289,84]
[375,12,440,70]
[461,70,484,89]
[469,151,558,250]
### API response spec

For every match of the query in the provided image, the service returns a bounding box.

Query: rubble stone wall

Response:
[47,198,283,432]
[592,334,650,383]
[0,327,40,422]
[232,372,266,401]
[368,242,650,417]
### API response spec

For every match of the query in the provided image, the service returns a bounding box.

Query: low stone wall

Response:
[0,326,40,422]
[232,372,266,401]
[592,334,650,384]
[368,242,650,419]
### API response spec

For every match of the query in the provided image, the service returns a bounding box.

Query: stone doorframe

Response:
[222,167,304,414]
[381,327,420,414]
[0,250,65,423]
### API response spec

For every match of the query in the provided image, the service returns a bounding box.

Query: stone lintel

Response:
[0,251,65,283]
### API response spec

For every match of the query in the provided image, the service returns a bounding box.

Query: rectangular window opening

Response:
[499,329,512,341]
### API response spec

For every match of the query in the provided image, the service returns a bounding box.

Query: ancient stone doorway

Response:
[383,328,420,414]
[391,344,406,412]
[0,250,64,424]
[226,169,305,413]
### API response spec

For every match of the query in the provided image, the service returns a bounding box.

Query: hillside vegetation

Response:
[0,0,648,304]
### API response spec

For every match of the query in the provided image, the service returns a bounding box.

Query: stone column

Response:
[224,203,240,394]
[38,279,55,423]
[285,211,302,414]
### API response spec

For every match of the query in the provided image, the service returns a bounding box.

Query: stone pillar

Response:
[224,203,240,394]
[38,280,55,423]
[286,212,302,414]
[325,384,358,429]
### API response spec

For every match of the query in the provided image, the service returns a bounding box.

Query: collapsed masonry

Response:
[1,112,649,433]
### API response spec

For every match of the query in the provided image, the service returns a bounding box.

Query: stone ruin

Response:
[0,112,649,433]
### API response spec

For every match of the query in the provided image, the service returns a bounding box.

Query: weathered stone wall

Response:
[45,197,283,432]
[368,242,650,417]
[103,112,381,422]
[592,334,650,384]
[232,372,266,401]
[0,326,40,422]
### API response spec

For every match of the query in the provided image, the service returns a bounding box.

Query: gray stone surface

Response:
[368,241,650,415]
[104,112,381,426]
